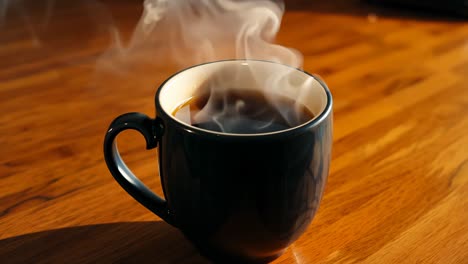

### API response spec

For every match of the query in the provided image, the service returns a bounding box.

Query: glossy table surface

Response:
[1,1,467,263]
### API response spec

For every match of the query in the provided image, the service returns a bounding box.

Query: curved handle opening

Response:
[104,112,174,225]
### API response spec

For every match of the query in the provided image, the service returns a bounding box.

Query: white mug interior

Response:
[158,60,329,135]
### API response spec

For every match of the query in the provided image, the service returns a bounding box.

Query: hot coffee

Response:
[173,89,314,134]
[104,60,332,262]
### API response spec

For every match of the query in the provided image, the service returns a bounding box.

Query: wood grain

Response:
[1,0,467,263]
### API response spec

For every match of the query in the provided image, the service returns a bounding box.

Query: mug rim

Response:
[155,59,333,138]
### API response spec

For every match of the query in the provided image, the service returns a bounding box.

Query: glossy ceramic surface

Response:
[104,60,333,262]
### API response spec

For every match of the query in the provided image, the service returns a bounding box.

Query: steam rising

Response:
[100,0,310,134]
[103,0,302,69]
[1,0,313,134]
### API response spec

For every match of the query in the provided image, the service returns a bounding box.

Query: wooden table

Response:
[1,1,467,263]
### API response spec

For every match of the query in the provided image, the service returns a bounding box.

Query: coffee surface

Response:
[173,89,314,134]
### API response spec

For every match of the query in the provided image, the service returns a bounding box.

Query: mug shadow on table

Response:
[0,221,210,264]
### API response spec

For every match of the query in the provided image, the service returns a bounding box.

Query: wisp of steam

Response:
[108,0,302,67]
[100,0,311,134]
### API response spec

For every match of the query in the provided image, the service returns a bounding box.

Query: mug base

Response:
[186,235,285,263]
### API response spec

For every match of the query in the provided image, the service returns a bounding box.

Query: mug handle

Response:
[103,112,174,225]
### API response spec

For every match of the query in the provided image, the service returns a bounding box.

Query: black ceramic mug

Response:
[104,60,333,262]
